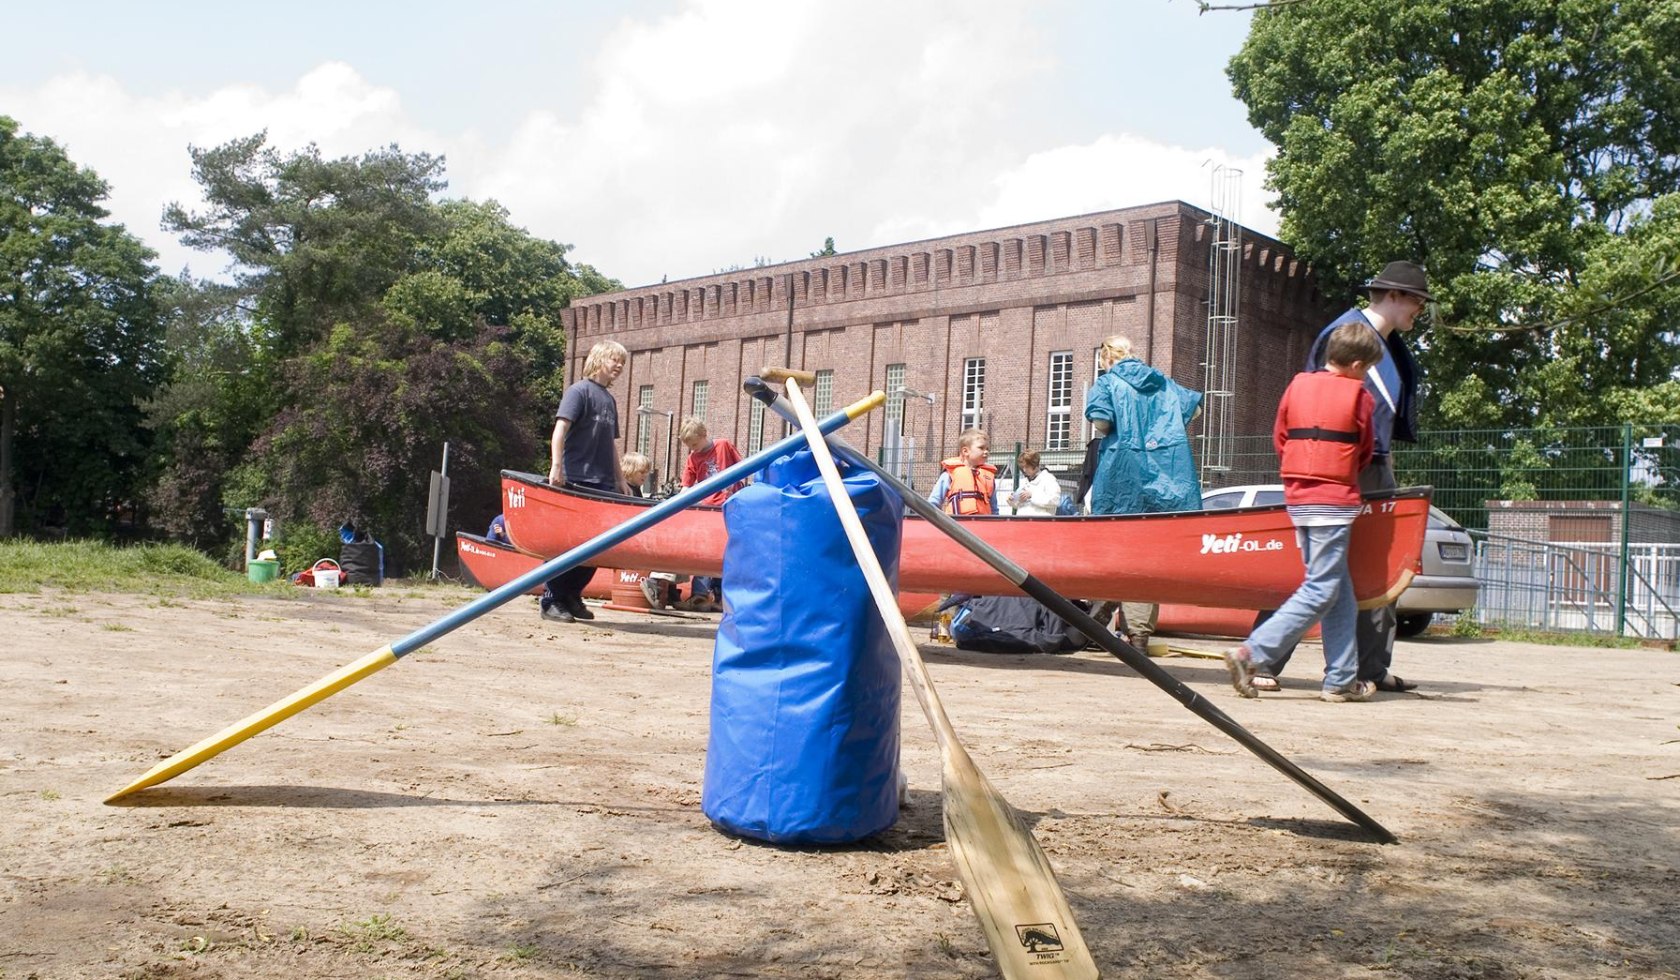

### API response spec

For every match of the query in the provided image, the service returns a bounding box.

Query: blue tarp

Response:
[701,447,904,844]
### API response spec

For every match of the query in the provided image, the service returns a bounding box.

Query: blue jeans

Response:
[1245,523,1358,692]
[692,575,721,600]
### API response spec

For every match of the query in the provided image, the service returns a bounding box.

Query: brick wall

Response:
[562,202,1337,485]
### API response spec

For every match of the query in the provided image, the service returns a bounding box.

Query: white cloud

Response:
[973,133,1278,238]
[2,63,444,278]
[1,1,1277,290]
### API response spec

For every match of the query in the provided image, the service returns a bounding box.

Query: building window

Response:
[885,363,907,436]
[962,357,985,431]
[747,398,765,453]
[1046,351,1073,450]
[813,369,834,417]
[691,380,708,425]
[636,385,654,456]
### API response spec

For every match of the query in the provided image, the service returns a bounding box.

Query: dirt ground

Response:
[2,585,1677,980]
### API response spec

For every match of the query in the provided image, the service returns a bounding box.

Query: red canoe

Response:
[499,472,1430,609]
[458,530,941,619]
[456,532,615,599]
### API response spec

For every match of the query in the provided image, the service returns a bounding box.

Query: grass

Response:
[0,539,475,602]
[339,913,407,953]
[1442,611,1664,649]
[0,539,272,599]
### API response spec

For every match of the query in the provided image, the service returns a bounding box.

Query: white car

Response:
[1200,484,1478,636]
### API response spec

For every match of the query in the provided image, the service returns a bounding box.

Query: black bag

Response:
[339,540,384,586]
[950,595,1082,654]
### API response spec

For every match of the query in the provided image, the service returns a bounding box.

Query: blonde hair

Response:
[1098,335,1134,370]
[582,340,627,379]
[957,428,989,451]
[620,452,651,479]
[678,416,709,441]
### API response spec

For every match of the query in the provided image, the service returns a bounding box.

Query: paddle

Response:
[773,370,1099,980]
[105,391,886,804]
[746,376,1397,844]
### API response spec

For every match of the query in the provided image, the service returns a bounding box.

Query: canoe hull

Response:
[455,533,614,599]
[499,472,1430,609]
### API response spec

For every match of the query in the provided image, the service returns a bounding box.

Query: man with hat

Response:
[1258,261,1432,694]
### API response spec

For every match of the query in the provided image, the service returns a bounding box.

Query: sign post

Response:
[426,442,451,580]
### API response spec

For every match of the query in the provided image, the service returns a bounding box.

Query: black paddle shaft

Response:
[745,377,1398,845]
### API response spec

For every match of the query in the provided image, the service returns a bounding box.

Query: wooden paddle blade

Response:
[941,748,1100,979]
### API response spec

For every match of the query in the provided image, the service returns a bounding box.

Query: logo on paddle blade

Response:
[1015,923,1064,953]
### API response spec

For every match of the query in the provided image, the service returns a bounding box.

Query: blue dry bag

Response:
[701,447,904,844]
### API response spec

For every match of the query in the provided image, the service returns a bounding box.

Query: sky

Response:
[1,0,1273,289]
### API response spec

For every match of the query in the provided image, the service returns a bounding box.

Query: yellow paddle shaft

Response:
[104,645,399,803]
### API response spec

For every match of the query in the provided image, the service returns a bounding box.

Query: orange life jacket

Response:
[1278,373,1366,486]
[939,458,997,515]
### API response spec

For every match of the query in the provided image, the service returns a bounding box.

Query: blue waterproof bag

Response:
[701,447,904,844]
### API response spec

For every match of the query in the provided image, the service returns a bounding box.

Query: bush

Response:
[274,523,342,579]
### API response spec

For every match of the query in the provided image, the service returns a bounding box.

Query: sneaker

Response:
[563,595,595,620]
[540,603,574,623]
[1223,645,1258,699]
[1320,680,1376,703]
[639,578,664,609]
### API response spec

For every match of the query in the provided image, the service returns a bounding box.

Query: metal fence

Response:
[883,421,1680,640]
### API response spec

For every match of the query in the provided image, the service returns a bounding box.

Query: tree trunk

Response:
[0,387,14,537]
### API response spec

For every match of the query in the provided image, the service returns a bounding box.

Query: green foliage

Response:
[0,116,168,537]
[811,236,837,258]
[150,133,624,570]
[273,521,341,579]
[164,133,448,361]
[1228,1,1680,429]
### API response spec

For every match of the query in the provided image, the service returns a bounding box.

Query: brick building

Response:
[561,201,1338,492]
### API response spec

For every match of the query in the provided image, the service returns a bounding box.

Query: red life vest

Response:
[939,458,997,515]
[1277,373,1366,486]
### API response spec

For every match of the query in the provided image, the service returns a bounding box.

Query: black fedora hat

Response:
[1364,260,1432,301]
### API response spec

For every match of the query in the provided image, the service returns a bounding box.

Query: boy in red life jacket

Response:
[1225,321,1385,703]
[926,428,999,516]
[678,417,743,612]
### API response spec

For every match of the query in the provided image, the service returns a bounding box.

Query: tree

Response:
[0,117,166,537]
[141,274,265,549]
[811,236,837,258]
[163,133,448,363]
[155,133,622,569]
[1228,0,1680,429]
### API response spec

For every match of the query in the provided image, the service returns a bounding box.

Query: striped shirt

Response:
[1287,503,1362,527]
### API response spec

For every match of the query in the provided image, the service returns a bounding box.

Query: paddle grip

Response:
[759,366,817,385]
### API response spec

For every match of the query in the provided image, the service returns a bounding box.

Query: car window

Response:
[1254,490,1285,506]
[1202,491,1244,510]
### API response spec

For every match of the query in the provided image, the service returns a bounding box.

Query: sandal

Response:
[1222,646,1258,699]
[1252,673,1280,693]
[1373,673,1419,692]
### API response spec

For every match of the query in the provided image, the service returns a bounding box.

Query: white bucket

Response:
[310,559,342,589]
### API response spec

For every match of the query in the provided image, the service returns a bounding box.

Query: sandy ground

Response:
[2,585,1677,980]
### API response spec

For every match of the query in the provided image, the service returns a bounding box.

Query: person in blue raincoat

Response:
[1083,334,1204,647]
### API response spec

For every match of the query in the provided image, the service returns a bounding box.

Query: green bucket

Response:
[247,559,280,584]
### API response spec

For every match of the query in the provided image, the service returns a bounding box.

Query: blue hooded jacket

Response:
[1083,358,1204,515]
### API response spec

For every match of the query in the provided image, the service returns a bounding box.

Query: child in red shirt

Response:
[678,417,744,611]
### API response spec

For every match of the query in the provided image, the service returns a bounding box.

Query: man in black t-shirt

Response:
[541,340,629,623]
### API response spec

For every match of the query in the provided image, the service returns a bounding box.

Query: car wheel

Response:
[1396,612,1433,638]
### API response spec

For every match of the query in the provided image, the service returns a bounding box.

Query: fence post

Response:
[1617,423,1632,637]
